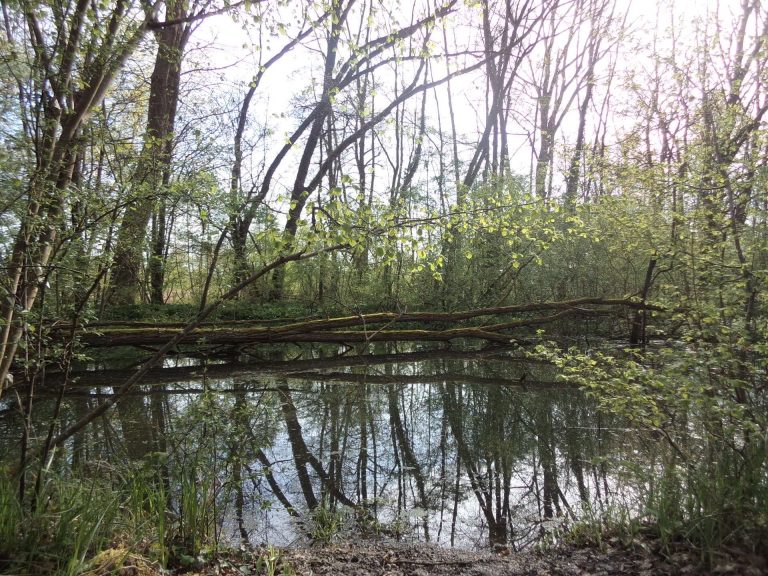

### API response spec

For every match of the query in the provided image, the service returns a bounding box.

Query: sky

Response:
[180,0,738,207]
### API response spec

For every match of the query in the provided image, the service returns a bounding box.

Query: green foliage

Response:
[100,303,198,322]
[308,503,347,544]
[2,0,768,569]
[0,474,120,575]
[0,474,23,567]
[559,503,639,551]
[255,545,294,576]
[176,464,216,558]
[536,338,768,562]
[0,381,283,574]
[100,300,317,322]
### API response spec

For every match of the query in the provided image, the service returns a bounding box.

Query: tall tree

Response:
[463,0,553,189]
[108,0,199,306]
[562,0,620,208]
[524,0,610,199]
[227,6,327,290]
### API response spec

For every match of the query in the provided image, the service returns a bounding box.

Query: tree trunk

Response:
[269,7,344,302]
[109,6,190,306]
[629,257,657,347]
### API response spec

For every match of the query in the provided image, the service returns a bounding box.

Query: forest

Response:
[0,0,766,574]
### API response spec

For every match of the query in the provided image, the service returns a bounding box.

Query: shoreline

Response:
[81,538,767,576]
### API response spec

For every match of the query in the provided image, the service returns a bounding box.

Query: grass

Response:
[0,456,223,575]
[100,300,319,323]
[558,502,639,551]
[308,503,347,545]
[548,444,768,571]
[0,474,120,575]
[256,545,295,576]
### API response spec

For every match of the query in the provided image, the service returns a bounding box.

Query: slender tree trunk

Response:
[149,198,168,304]
[270,7,345,301]
[0,3,150,397]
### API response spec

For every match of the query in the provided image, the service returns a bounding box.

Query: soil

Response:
[167,539,768,576]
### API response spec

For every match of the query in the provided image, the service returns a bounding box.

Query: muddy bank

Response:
[160,540,766,576]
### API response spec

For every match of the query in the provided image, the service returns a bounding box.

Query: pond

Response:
[0,344,653,552]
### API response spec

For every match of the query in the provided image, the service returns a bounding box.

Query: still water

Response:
[1,344,649,551]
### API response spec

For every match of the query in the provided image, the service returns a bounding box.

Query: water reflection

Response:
[0,346,638,551]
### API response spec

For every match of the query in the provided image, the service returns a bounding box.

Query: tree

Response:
[0,0,154,396]
[463,0,553,189]
[227,6,327,290]
[108,0,200,306]
[524,0,609,200]
[267,0,467,300]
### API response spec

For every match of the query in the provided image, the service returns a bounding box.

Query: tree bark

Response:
[109,2,191,306]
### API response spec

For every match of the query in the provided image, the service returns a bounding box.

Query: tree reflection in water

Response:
[0,345,633,550]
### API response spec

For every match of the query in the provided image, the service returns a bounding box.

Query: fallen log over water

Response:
[59,297,663,348]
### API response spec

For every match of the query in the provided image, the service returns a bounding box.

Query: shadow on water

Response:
[0,343,647,552]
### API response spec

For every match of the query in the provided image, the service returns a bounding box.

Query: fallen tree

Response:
[10,286,664,477]
[55,297,664,348]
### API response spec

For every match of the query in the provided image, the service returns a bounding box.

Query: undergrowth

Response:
[0,458,220,575]
[532,341,768,568]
